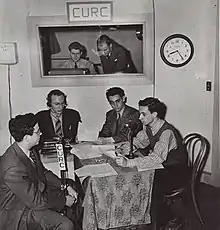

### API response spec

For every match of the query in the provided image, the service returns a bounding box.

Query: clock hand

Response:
[169,50,178,55]
[177,50,184,60]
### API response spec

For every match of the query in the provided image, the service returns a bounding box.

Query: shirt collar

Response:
[117,105,125,118]
[149,118,165,135]
[50,110,62,120]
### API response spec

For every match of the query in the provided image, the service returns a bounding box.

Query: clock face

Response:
[160,34,194,67]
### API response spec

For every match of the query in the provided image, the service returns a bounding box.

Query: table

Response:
[73,142,156,230]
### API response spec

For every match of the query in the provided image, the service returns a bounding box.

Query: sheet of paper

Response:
[92,143,115,151]
[98,147,117,159]
[43,160,75,180]
[77,127,99,142]
[137,163,164,172]
[71,143,102,159]
[75,163,117,178]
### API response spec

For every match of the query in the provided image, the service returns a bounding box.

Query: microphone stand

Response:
[56,137,68,215]
[127,127,134,159]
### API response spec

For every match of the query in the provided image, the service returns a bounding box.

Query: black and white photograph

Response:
[0,0,219,230]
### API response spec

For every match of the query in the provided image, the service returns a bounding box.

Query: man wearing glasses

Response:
[0,113,81,230]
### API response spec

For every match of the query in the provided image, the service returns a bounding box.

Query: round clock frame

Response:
[160,34,194,68]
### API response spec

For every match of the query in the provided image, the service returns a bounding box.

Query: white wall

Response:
[154,0,217,172]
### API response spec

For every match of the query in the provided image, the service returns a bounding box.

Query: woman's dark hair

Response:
[138,97,167,119]
[9,113,37,142]
[46,89,67,108]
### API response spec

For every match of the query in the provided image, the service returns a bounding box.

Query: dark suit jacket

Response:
[36,108,81,144]
[0,143,67,230]
[98,105,142,143]
[100,42,137,74]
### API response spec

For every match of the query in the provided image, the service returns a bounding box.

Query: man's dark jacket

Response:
[0,143,83,230]
[99,105,142,143]
[36,108,81,144]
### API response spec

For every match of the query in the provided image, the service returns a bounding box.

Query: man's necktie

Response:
[74,62,78,69]
[30,150,37,164]
[55,118,62,137]
[115,113,121,136]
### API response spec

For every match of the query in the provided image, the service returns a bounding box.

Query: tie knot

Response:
[56,118,61,124]
[30,151,37,164]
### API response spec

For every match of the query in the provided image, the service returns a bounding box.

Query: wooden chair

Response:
[165,133,210,228]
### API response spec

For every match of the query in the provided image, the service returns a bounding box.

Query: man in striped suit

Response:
[36,89,81,146]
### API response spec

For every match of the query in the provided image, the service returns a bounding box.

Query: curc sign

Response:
[67,2,112,22]
[56,144,67,171]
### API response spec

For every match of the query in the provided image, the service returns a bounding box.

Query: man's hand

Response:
[115,142,130,156]
[65,195,76,207]
[115,156,128,167]
[67,186,78,201]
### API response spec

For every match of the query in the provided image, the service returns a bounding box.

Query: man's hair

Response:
[97,34,112,47]
[68,41,84,52]
[9,113,37,142]
[138,97,167,119]
[106,87,125,101]
[46,89,67,108]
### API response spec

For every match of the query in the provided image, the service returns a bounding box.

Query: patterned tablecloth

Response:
[81,156,155,230]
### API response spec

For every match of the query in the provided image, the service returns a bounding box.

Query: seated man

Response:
[115,97,189,229]
[36,89,81,146]
[0,113,83,230]
[61,41,96,74]
[97,87,142,144]
[97,34,137,74]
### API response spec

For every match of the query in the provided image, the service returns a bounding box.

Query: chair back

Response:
[183,133,210,180]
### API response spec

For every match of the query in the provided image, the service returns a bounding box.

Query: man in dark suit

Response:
[36,89,81,146]
[0,113,83,230]
[97,87,142,144]
[97,34,137,74]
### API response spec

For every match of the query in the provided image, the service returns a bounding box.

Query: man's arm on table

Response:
[116,130,177,168]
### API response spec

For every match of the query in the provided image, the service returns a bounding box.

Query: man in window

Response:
[61,41,96,74]
[97,34,137,74]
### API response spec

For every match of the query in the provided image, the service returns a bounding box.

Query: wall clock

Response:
[160,34,194,68]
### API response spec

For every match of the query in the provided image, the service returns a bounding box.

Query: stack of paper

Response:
[98,147,117,159]
[75,163,117,178]
[43,159,75,180]
[92,143,115,150]
[71,143,102,159]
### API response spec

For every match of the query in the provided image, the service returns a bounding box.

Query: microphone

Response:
[125,121,138,131]
[55,139,68,215]
[125,121,137,159]
[55,141,67,171]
